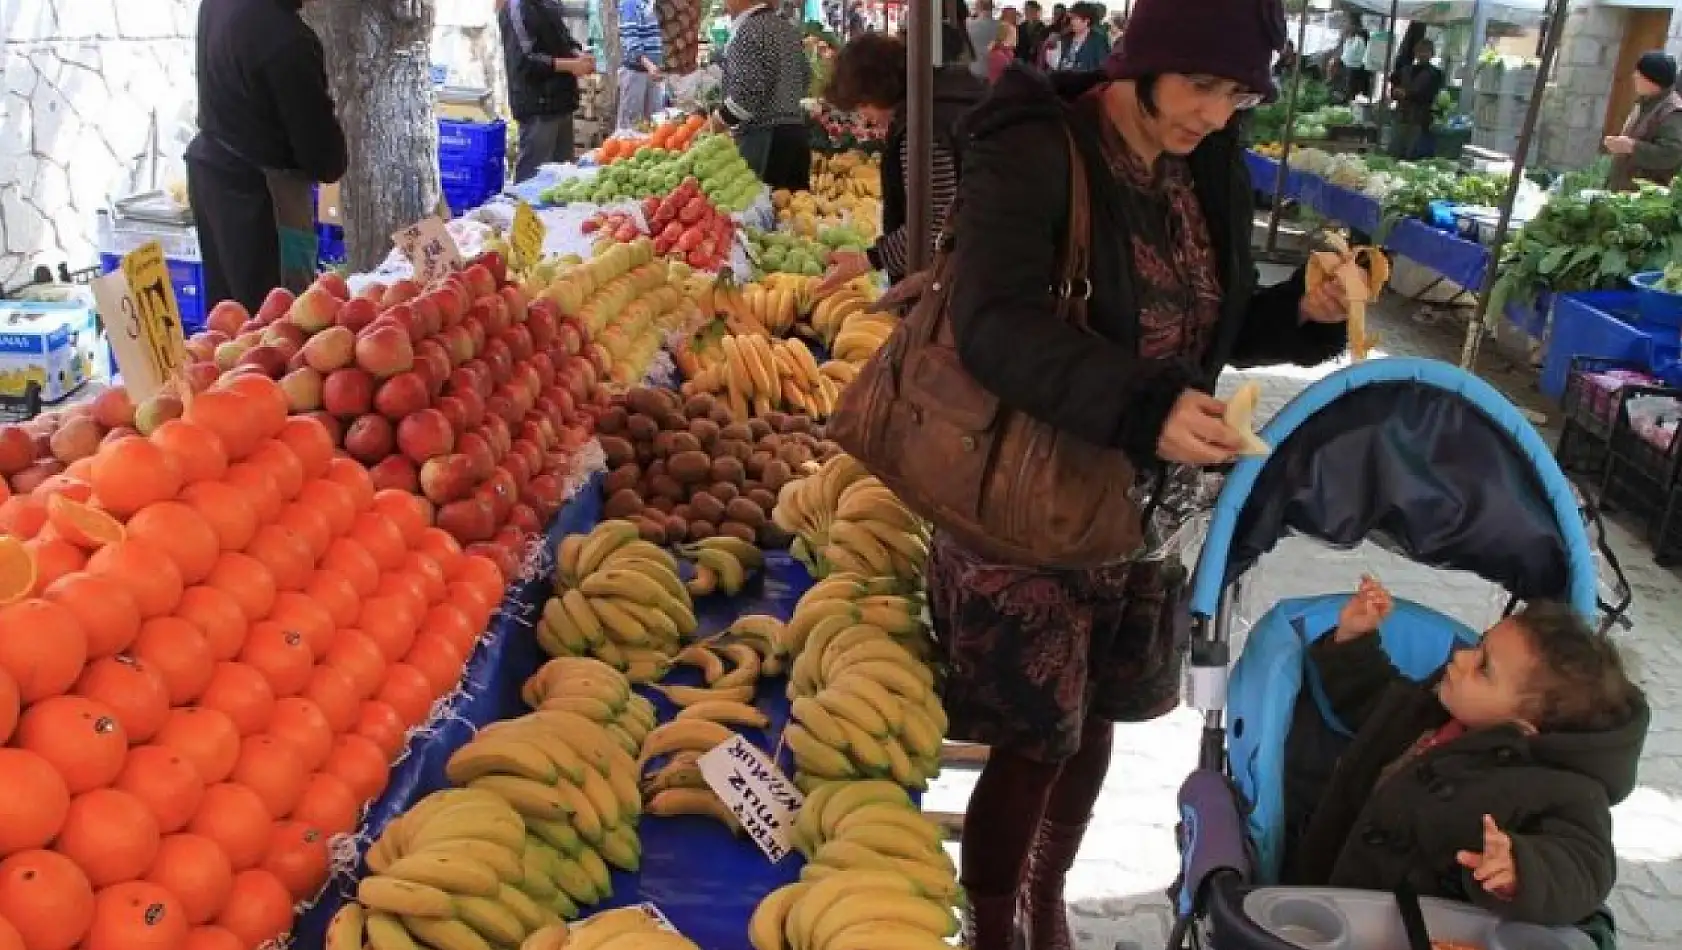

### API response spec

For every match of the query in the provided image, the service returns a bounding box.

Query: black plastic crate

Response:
[1597,383,1682,561]
[1557,356,1660,480]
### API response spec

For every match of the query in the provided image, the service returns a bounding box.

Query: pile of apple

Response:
[168,253,610,577]
[0,388,165,498]
[641,178,737,271]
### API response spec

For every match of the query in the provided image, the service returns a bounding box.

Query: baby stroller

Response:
[1168,358,1632,950]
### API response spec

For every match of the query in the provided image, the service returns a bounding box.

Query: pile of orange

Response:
[0,374,507,950]
[596,113,709,164]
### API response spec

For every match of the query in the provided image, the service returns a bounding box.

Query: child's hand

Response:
[1334,575,1392,641]
[1456,815,1518,900]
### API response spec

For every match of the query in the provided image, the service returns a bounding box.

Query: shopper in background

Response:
[819,32,985,292]
[988,22,1019,83]
[1017,0,1049,65]
[967,0,1000,80]
[1042,4,1069,69]
[500,0,595,183]
[1605,50,1682,191]
[1340,18,1370,99]
[616,0,665,129]
[714,0,812,190]
[1388,38,1443,159]
[919,0,1348,944]
[1055,2,1108,71]
[188,0,345,311]
[846,0,868,36]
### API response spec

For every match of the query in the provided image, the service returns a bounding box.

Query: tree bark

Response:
[306,0,440,273]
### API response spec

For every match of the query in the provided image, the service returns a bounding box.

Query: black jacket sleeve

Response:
[946,119,1194,464]
[1308,632,1409,734]
[261,34,347,184]
[1475,797,1616,926]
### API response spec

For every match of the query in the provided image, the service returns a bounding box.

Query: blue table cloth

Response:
[1385,216,1490,292]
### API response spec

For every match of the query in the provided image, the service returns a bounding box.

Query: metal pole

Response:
[1460,0,1490,113]
[906,0,934,272]
[1460,0,1570,369]
[1263,0,1313,255]
[1377,0,1399,105]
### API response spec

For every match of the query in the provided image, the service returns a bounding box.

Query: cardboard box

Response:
[0,300,99,403]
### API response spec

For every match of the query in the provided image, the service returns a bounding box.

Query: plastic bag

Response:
[1626,393,1681,453]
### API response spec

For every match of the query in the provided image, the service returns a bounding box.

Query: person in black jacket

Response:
[1388,38,1444,159]
[187,0,347,312]
[500,0,596,183]
[920,0,1349,946]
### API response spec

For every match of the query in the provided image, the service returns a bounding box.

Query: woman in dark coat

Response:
[930,0,1351,946]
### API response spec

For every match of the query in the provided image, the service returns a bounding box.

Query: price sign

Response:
[392,216,462,284]
[90,242,186,400]
[699,734,803,862]
[511,201,546,270]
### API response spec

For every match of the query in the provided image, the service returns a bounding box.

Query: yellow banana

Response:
[357,876,457,918]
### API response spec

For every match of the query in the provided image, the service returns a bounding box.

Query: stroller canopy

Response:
[1190,358,1599,620]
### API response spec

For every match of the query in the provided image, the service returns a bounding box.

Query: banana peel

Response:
[1307,233,1391,362]
[1222,381,1271,456]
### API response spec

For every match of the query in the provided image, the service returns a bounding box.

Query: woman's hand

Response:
[1300,274,1351,324]
[1156,390,1242,465]
[814,249,871,297]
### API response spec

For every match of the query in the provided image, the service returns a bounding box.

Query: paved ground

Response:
[921,252,1682,949]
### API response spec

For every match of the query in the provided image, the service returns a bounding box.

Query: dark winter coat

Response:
[501,0,584,122]
[1284,634,1649,927]
[1608,91,1682,192]
[945,67,1346,469]
[876,66,987,278]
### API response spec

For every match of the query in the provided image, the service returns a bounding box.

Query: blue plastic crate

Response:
[317,223,346,266]
[438,119,508,167]
[1542,291,1664,401]
[439,157,506,193]
[98,252,206,334]
[443,182,499,216]
[1628,271,1682,330]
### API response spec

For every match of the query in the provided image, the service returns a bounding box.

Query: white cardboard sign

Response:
[699,734,803,862]
[392,216,462,284]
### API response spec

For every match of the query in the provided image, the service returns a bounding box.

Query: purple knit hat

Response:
[1106,0,1287,100]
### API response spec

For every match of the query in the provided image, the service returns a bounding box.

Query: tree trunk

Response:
[306,0,440,273]
[601,0,621,132]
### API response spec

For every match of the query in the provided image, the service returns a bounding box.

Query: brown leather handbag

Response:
[826,130,1143,569]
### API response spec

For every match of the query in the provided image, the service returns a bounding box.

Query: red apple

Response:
[437,497,497,544]
[458,432,494,480]
[323,367,376,417]
[373,371,430,420]
[343,414,395,464]
[207,300,250,337]
[257,288,295,322]
[368,454,420,493]
[419,454,477,505]
[338,296,379,333]
[397,409,456,464]
[436,396,470,436]
[355,324,415,379]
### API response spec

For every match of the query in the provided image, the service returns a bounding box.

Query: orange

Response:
[229,736,305,820]
[203,552,276,625]
[376,663,436,727]
[324,457,375,511]
[320,538,379,597]
[300,665,359,734]
[0,496,46,540]
[184,927,245,950]
[55,788,161,888]
[447,580,495,628]
[218,376,288,444]
[246,441,303,502]
[41,496,122,551]
[320,734,389,804]
[0,669,14,744]
[456,554,506,607]
[144,834,233,926]
[237,622,313,698]
[89,437,183,518]
[0,749,71,856]
[24,537,84,596]
[73,655,170,743]
[87,538,184,618]
[415,527,464,578]
[275,417,334,480]
[404,631,467,698]
[374,572,429,620]
[178,482,259,553]
[266,592,335,656]
[0,915,19,950]
[358,596,419,662]
[421,602,479,657]
[222,463,281,524]
[0,849,96,950]
[401,552,447,605]
[150,419,229,485]
[352,700,407,761]
[130,616,215,705]
[213,868,293,948]
[174,586,248,662]
[242,525,313,592]
[197,663,277,737]
[266,698,332,771]
[187,784,272,871]
[275,503,331,561]
[348,512,405,572]
[182,389,262,462]
[322,629,387,700]
[303,571,360,628]
[287,772,360,836]
[31,475,92,503]
[0,598,87,702]
[259,821,329,901]
[153,708,241,785]
[372,489,430,545]
[15,696,128,794]
[294,479,356,538]
[42,573,142,659]
[82,881,189,950]
[0,536,36,606]
[114,745,206,834]
[62,458,93,481]
[124,501,221,584]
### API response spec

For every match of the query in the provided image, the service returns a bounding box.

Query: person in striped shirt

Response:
[616,0,664,129]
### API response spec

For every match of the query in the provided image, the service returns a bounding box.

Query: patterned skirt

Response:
[926,531,1191,763]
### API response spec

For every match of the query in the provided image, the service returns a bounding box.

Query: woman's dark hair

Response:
[1134,73,1160,116]
[1512,601,1639,733]
[1069,1,1099,25]
[825,31,909,111]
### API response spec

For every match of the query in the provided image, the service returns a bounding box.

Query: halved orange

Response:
[45,495,126,551]
[0,535,36,606]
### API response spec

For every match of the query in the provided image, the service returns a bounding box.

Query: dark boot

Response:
[960,890,1026,950]
[1020,818,1088,950]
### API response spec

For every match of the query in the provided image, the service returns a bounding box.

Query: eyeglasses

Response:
[1187,75,1264,111]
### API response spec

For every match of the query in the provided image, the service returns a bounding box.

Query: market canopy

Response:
[1341,0,1548,25]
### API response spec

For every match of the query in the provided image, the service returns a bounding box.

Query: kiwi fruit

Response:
[669,431,702,455]
[663,516,689,544]
[747,451,773,479]
[747,418,774,441]
[762,411,790,434]
[652,431,677,459]
[672,503,692,522]
[690,492,726,525]
[684,393,717,419]
[648,497,675,515]
[747,488,777,512]
[688,418,721,448]
[626,413,659,442]
[761,459,793,492]
[721,423,754,443]
[604,488,644,519]
[626,388,669,419]
[595,405,628,434]
[604,463,641,495]
[600,436,635,468]
[726,497,767,528]
[719,521,758,544]
[688,520,717,540]
[668,450,713,483]
[709,405,735,427]
[710,456,746,485]
[718,439,753,463]
[649,473,685,501]
[710,481,740,503]
[630,516,667,544]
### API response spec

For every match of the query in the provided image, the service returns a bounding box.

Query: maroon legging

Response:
[960,717,1115,895]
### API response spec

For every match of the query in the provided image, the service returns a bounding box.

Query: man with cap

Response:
[1606,50,1682,192]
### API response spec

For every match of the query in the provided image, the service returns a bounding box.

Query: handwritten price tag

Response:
[392,216,462,284]
[91,242,186,400]
[511,201,546,270]
[699,734,803,862]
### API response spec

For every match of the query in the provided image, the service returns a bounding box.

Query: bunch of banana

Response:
[636,717,749,833]
[827,308,898,366]
[783,655,944,790]
[548,521,697,681]
[330,788,577,950]
[663,639,765,703]
[773,453,866,577]
[773,455,929,583]
[681,331,840,420]
[539,906,703,950]
[780,573,927,658]
[678,534,765,598]
[741,279,801,336]
[748,868,957,950]
[804,283,876,348]
[519,656,655,756]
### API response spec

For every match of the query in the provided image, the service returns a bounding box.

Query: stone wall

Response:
[1537,4,1625,172]
[0,0,199,285]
